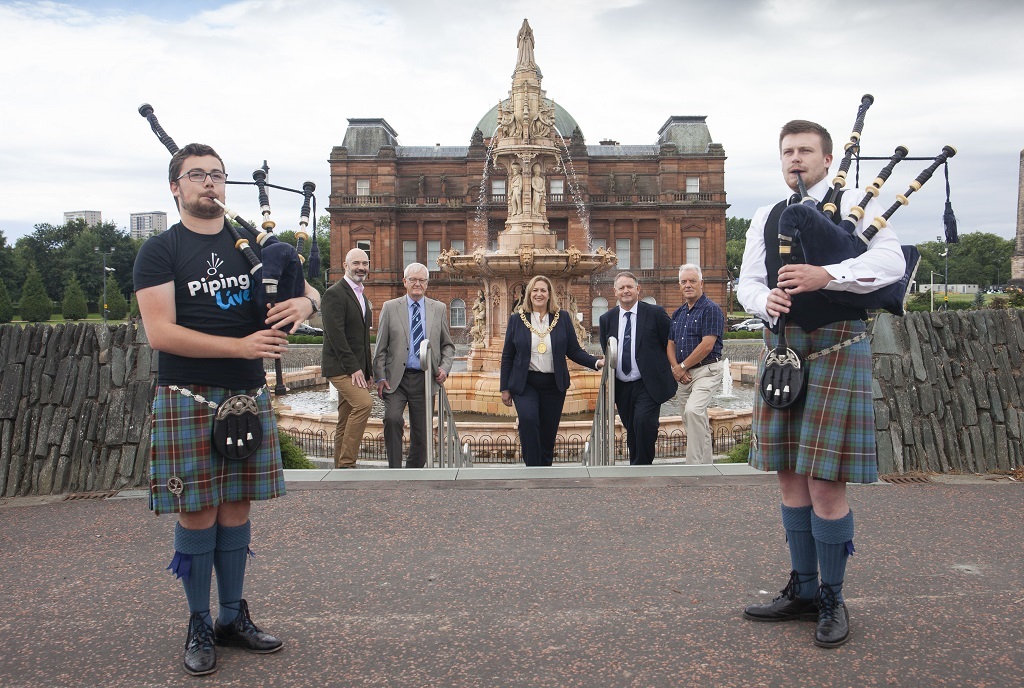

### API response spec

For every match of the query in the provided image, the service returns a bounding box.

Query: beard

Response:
[180,194,223,220]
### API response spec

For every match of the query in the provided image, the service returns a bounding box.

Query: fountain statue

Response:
[437,18,617,415]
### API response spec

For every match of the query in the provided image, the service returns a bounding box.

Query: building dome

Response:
[473,100,581,140]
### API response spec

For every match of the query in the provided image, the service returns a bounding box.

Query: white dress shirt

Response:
[737,177,906,326]
[615,303,641,382]
[528,311,554,373]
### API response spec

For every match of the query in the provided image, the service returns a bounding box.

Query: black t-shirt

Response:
[133,221,266,389]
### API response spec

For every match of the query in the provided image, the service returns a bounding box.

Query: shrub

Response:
[105,276,129,320]
[129,292,141,319]
[0,281,14,323]
[19,266,52,322]
[62,275,89,321]
[990,296,1009,310]
[721,436,751,464]
[279,430,316,469]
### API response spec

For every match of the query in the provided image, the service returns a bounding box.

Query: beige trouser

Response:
[676,361,724,464]
[329,374,374,468]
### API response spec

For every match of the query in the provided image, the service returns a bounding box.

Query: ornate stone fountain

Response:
[437,19,617,416]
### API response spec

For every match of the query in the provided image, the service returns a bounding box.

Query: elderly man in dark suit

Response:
[321,248,373,469]
[373,263,456,468]
[599,271,674,465]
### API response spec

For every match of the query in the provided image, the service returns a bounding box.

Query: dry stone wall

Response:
[0,322,155,497]
[871,310,1024,475]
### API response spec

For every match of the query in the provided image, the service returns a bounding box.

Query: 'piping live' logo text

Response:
[187,253,253,309]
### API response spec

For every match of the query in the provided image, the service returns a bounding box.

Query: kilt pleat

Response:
[750,320,878,484]
[149,385,286,515]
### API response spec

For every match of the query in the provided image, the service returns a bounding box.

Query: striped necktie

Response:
[411,301,424,358]
[622,311,633,375]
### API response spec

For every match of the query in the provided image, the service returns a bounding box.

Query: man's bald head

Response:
[344,248,370,283]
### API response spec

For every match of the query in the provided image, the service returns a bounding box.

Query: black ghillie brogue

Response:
[213,599,283,654]
[183,612,217,676]
[743,570,819,622]
[814,582,850,648]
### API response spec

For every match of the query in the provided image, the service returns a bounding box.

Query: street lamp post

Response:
[95,247,115,322]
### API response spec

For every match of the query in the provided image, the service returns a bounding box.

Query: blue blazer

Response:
[500,309,599,395]
[598,301,676,404]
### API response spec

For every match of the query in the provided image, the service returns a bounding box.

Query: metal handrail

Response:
[582,336,617,466]
[420,340,473,468]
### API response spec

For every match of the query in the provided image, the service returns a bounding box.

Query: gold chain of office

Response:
[518,308,560,354]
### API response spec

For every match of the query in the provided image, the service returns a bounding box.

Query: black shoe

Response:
[814,583,850,648]
[213,599,283,654]
[743,570,819,622]
[183,612,217,676]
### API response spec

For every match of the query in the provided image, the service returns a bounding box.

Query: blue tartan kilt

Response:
[750,320,878,484]
[149,384,286,515]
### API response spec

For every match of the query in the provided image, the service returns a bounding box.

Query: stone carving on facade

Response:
[436,247,461,272]
[491,284,502,311]
[417,174,425,196]
[631,172,638,193]
[608,172,616,195]
[595,245,618,267]
[511,283,525,313]
[470,289,487,348]
[566,245,582,270]
[519,245,535,274]
[471,127,484,146]
[440,173,447,197]
[530,101,555,138]
[516,19,536,70]
[568,294,587,343]
[499,101,518,138]
[509,163,524,216]
[530,163,546,216]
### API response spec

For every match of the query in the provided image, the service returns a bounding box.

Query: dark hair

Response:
[169,143,225,183]
[613,271,638,286]
[778,120,833,156]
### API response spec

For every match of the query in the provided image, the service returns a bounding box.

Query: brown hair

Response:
[169,143,225,183]
[521,275,559,315]
[613,271,638,286]
[778,120,833,156]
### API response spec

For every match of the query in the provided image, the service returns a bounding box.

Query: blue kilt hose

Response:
[149,384,286,515]
[749,320,878,484]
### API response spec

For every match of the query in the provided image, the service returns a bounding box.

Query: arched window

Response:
[592,297,608,326]
[641,296,657,305]
[450,299,466,328]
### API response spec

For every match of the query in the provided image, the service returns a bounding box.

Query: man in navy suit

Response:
[599,271,674,465]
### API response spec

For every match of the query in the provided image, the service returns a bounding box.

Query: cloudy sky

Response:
[1,0,1021,248]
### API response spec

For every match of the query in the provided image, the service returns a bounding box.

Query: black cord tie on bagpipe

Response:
[943,162,959,244]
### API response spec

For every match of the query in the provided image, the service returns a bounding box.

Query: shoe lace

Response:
[188,614,214,648]
[236,603,264,635]
[775,570,814,603]
[816,583,841,621]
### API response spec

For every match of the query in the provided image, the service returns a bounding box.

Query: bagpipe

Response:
[138,103,321,395]
[761,95,957,409]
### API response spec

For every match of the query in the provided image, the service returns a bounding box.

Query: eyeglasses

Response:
[175,169,228,184]
[406,278,428,285]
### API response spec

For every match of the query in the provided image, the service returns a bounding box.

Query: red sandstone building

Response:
[326,109,728,340]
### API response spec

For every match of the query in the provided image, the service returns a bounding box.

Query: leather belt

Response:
[690,357,720,370]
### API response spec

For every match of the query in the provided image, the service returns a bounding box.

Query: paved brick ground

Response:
[0,473,1021,687]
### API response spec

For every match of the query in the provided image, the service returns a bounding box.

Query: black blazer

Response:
[500,309,599,395]
[598,302,675,404]
[321,279,373,379]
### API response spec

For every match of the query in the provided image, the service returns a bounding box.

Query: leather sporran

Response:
[212,394,264,461]
[759,314,807,410]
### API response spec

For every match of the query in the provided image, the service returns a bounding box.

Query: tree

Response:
[62,274,89,320]
[726,216,751,243]
[725,217,751,275]
[105,274,129,320]
[915,233,1013,289]
[129,292,141,320]
[0,280,14,323]
[19,265,52,322]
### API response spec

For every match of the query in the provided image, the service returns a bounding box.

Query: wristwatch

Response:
[305,295,320,315]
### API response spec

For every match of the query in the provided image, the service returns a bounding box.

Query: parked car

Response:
[730,318,765,332]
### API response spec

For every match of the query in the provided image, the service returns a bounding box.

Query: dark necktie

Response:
[411,302,424,358]
[622,311,633,375]
[789,193,801,205]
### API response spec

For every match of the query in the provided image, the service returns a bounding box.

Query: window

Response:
[491,179,505,198]
[426,240,441,269]
[403,240,418,267]
[557,239,565,251]
[686,237,701,265]
[356,179,370,196]
[686,177,700,194]
[550,178,564,197]
[450,299,466,328]
[591,297,608,326]
[615,239,631,269]
[592,238,606,251]
[450,240,465,254]
[640,238,654,269]
[356,240,371,267]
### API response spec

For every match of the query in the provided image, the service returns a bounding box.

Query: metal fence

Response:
[280,423,751,465]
